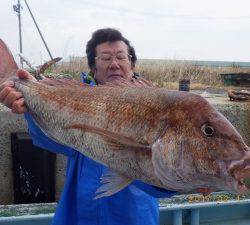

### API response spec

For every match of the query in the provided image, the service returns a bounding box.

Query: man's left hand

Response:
[103,76,154,88]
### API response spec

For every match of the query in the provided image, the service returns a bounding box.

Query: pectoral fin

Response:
[94,170,133,199]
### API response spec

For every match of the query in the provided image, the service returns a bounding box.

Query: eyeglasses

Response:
[95,52,132,64]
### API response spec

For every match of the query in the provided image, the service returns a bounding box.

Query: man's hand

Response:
[0,69,35,114]
[130,77,154,87]
[103,76,154,88]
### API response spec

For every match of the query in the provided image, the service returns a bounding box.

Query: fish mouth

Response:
[235,179,249,193]
[228,151,250,194]
[233,166,250,193]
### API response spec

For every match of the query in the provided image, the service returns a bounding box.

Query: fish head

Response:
[152,92,250,194]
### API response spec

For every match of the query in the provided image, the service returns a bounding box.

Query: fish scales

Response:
[14,80,171,185]
[16,80,249,191]
[1,39,250,197]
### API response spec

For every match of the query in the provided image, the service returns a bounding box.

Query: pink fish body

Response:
[0,39,249,198]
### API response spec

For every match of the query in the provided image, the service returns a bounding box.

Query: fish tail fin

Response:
[0,39,18,85]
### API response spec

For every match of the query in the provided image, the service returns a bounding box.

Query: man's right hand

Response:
[0,69,35,114]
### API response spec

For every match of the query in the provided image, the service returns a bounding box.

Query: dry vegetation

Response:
[50,57,250,90]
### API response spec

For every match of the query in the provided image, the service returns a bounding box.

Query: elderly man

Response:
[0,28,175,225]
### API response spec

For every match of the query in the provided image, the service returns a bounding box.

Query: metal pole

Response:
[13,0,23,67]
[24,0,53,60]
[18,0,23,67]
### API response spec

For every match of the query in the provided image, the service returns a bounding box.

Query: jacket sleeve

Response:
[132,180,177,198]
[24,113,76,157]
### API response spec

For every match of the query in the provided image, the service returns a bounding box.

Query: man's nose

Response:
[108,58,120,69]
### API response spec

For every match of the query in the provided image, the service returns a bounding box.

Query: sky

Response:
[1,0,250,66]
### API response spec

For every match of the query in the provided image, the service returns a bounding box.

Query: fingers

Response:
[12,98,27,114]
[135,77,154,87]
[101,76,154,88]
[102,78,132,87]
[129,78,143,87]
[0,80,14,92]
[0,70,35,92]
[0,70,30,113]
[114,78,133,86]
[0,83,25,113]
[2,88,23,108]
[0,85,16,104]
[128,77,154,87]
[17,69,36,81]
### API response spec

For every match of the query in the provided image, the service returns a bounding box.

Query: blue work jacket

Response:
[24,77,176,225]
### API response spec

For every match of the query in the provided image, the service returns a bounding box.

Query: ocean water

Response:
[138,59,250,68]
[191,60,250,68]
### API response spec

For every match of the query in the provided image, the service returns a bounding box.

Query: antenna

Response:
[13,0,23,68]
[23,0,53,60]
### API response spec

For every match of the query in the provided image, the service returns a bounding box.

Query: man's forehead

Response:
[96,41,129,53]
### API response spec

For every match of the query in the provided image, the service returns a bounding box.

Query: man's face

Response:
[92,41,134,84]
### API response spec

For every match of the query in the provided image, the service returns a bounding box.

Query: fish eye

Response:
[201,124,214,137]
